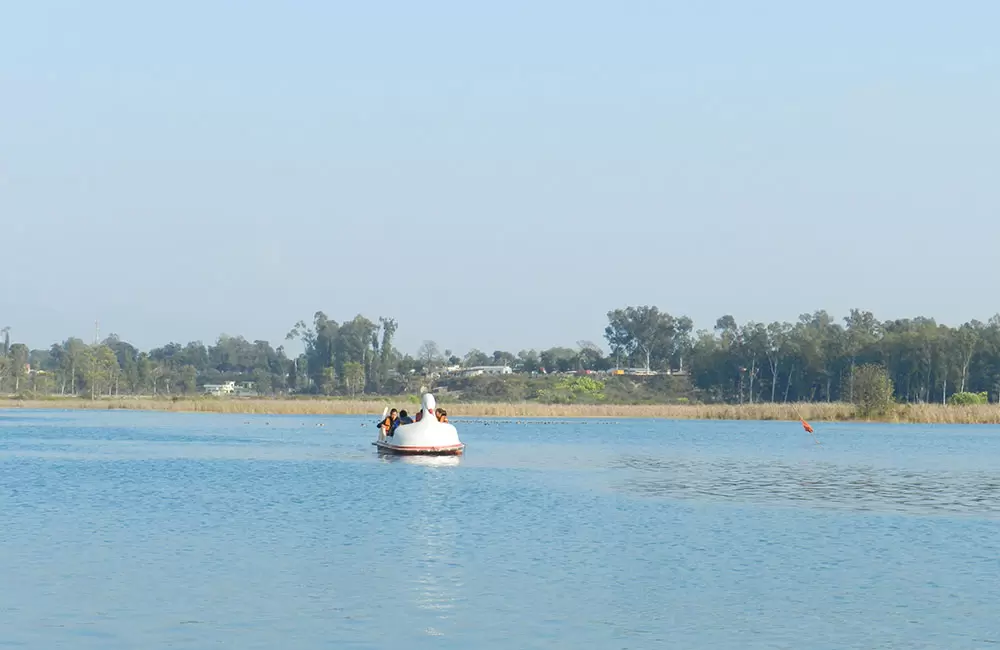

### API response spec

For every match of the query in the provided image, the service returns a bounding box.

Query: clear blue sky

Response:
[2,1,998,357]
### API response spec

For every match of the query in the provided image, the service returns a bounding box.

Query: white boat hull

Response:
[374,393,465,456]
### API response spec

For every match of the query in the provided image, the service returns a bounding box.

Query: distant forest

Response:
[2,306,1000,404]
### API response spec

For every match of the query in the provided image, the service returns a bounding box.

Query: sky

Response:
[1,1,998,357]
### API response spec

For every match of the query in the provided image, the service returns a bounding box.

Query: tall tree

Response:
[953,321,982,393]
[417,341,443,370]
[343,361,365,397]
[738,322,766,403]
[604,306,677,371]
[8,343,29,393]
[463,349,492,367]
[764,322,791,402]
[844,309,880,402]
[672,316,694,373]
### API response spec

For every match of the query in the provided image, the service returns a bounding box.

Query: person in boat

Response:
[397,409,413,425]
[380,409,399,437]
[435,408,448,423]
[414,408,423,422]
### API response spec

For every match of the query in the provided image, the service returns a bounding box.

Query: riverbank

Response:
[3,396,1000,423]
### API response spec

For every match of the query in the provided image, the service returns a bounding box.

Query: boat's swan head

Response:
[422,392,436,414]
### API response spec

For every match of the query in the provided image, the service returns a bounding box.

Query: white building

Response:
[203,381,236,396]
[458,365,513,378]
[202,381,256,396]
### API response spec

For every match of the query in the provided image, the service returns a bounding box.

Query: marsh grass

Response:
[4,396,1000,423]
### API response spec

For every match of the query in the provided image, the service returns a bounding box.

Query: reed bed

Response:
[4,396,1000,423]
[442,401,857,420]
[891,403,1000,425]
[1,397,393,416]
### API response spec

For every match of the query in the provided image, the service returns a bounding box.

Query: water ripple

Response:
[2,410,1000,648]
[613,455,1000,517]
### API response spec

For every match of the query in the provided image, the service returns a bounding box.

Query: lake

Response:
[1,409,998,648]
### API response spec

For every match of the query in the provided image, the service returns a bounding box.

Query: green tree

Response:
[671,316,694,373]
[343,361,365,397]
[463,349,492,367]
[576,341,607,371]
[104,334,139,394]
[948,391,988,405]
[492,350,517,367]
[738,322,766,403]
[764,322,791,402]
[300,312,338,390]
[368,316,398,392]
[30,371,55,395]
[953,321,982,394]
[83,345,120,399]
[137,353,156,395]
[604,306,678,371]
[252,367,273,396]
[178,365,198,394]
[8,343,29,393]
[539,347,578,373]
[335,315,376,378]
[516,350,540,373]
[850,363,895,417]
[53,338,88,395]
[286,319,316,391]
[320,366,337,395]
[843,309,880,402]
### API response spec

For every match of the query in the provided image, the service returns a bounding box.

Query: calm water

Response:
[1,410,998,649]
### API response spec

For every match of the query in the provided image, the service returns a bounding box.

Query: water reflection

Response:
[372,448,465,634]
[376,451,462,467]
[613,455,1000,517]
[397,457,465,638]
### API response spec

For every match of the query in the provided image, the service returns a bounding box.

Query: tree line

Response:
[601,306,1000,404]
[3,306,1000,404]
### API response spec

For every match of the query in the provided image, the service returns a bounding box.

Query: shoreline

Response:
[3,397,1000,424]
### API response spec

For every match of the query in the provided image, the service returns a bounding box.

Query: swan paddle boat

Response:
[373,393,465,456]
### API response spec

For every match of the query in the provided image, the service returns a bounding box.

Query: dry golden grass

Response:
[3,396,1000,423]
[891,402,1000,424]
[443,401,859,420]
[1,396,394,416]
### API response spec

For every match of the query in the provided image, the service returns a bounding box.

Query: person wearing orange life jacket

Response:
[435,408,448,423]
[379,409,399,438]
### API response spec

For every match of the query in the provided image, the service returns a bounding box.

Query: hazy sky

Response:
[2,1,998,357]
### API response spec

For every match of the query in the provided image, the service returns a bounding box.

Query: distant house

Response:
[203,380,257,397]
[203,381,236,396]
[608,367,686,376]
[457,365,513,378]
